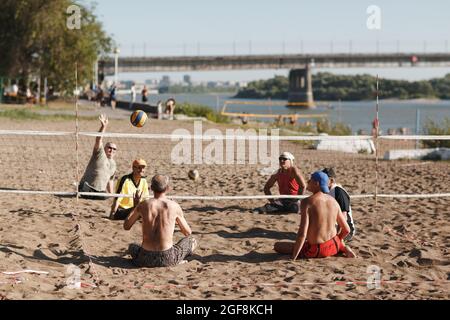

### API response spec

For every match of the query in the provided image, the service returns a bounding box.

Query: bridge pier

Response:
[287,65,315,108]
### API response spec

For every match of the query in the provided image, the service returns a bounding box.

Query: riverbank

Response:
[3,97,449,136]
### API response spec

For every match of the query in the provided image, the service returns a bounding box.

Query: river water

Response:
[119,92,450,134]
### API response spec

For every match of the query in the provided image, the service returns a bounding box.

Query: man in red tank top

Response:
[255,152,307,214]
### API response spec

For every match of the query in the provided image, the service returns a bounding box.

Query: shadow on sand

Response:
[186,205,249,213]
[0,245,137,269]
[187,205,297,216]
[89,255,138,269]
[0,245,88,265]
[191,251,284,264]
[198,227,296,241]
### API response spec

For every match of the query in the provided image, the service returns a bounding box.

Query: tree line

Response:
[235,72,450,100]
[0,0,112,95]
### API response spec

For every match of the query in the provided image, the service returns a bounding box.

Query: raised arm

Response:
[94,114,108,152]
[292,199,309,260]
[123,191,143,230]
[293,167,307,195]
[175,204,192,236]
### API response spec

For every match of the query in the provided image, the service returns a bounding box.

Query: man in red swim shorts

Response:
[274,171,356,259]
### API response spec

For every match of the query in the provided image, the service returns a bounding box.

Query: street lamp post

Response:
[93,56,98,90]
[114,48,120,85]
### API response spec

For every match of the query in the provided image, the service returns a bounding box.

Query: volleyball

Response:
[130,110,147,127]
[188,169,199,181]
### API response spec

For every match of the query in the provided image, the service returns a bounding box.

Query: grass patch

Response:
[0,99,95,111]
[422,118,450,148]
[271,118,351,136]
[0,108,96,121]
[264,118,352,148]
[275,119,351,135]
[316,119,352,135]
[175,103,230,123]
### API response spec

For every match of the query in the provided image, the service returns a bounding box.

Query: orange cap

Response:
[132,159,147,167]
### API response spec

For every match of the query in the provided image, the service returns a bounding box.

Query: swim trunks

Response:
[112,207,133,220]
[128,236,196,267]
[299,235,345,258]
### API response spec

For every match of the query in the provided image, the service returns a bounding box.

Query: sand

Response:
[0,109,449,300]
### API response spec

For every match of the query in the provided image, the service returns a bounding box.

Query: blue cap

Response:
[311,171,330,193]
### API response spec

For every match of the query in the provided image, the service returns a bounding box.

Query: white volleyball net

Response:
[0,129,449,199]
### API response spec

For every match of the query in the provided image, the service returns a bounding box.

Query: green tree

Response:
[0,0,113,94]
[235,72,446,101]
[430,74,450,99]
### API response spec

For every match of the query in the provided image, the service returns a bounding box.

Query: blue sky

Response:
[85,0,450,82]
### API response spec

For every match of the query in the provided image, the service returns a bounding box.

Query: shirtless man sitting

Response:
[274,171,356,259]
[124,174,197,267]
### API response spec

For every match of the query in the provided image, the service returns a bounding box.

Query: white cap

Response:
[279,152,295,161]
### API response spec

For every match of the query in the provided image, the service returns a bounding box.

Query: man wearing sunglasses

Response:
[110,159,149,220]
[78,114,117,200]
[256,152,307,214]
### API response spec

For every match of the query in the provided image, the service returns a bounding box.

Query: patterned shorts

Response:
[128,236,196,268]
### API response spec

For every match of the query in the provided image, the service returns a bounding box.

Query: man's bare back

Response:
[124,174,197,268]
[139,198,188,251]
[303,192,343,245]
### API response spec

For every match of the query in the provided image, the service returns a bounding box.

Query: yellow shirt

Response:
[115,174,149,209]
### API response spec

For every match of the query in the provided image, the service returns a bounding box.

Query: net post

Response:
[375,75,380,207]
[415,108,420,149]
[75,63,80,202]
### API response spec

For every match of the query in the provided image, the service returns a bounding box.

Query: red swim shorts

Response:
[300,235,345,258]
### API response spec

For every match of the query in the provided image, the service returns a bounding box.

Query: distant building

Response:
[145,79,159,86]
[159,75,171,93]
[207,81,217,88]
[161,76,171,86]
[120,80,134,90]
[183,75,192,85]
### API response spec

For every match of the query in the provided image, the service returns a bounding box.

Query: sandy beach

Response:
[0,109,449,300]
